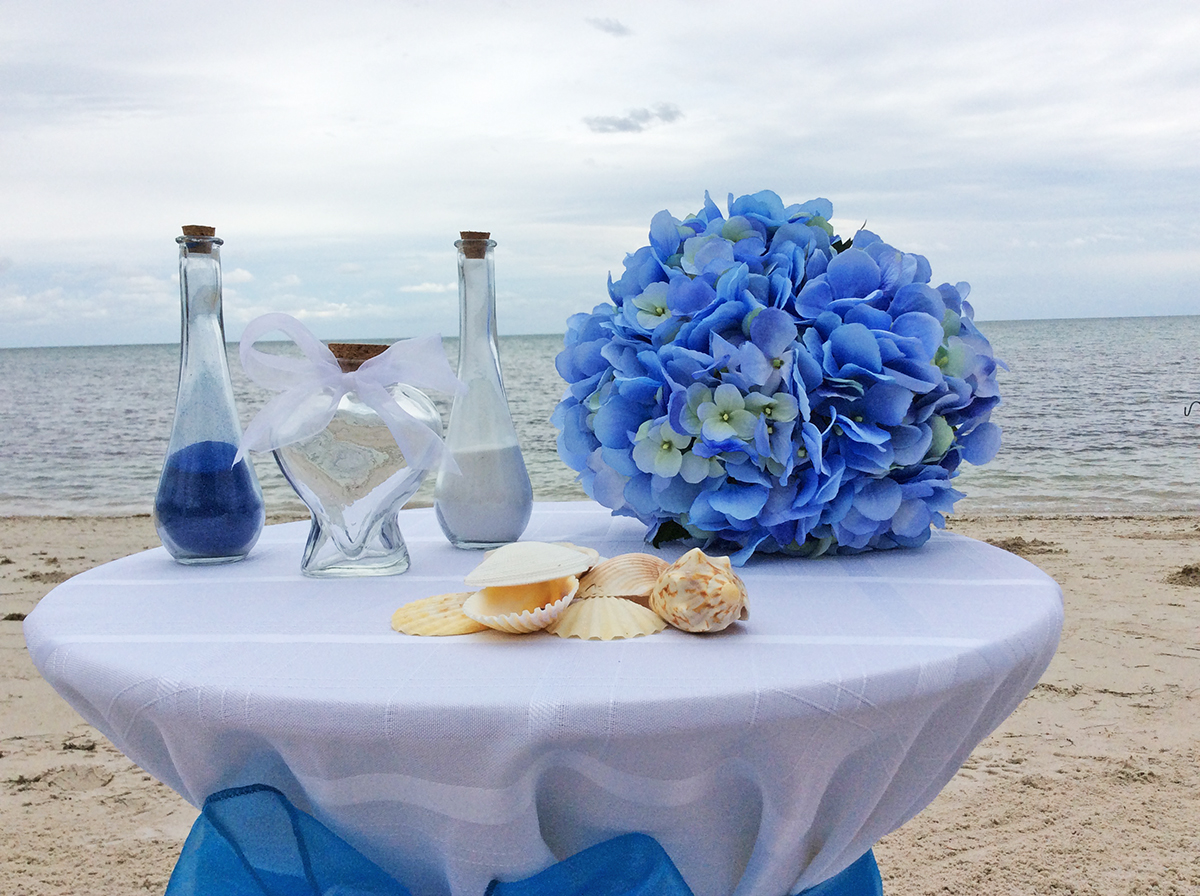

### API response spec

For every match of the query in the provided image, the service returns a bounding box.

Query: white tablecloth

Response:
[25,502,1061,896]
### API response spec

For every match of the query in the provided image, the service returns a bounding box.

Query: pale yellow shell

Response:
[548,596,667,640]
[391,593,488,637]
[577,553,669,603]
[649,548,748,633]
[464,541,592,588]
[554,542,602,569]
[462,575,579,634]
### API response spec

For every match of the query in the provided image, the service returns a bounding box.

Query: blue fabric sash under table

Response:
[164,785,883,896]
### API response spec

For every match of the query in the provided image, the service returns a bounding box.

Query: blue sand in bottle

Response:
[155,440,263,559]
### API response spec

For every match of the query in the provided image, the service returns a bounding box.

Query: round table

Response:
[24,502,1062,896]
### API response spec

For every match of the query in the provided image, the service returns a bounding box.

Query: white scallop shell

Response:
[462,576,579,634]
[547,596,667,640]
[464,541,593,588]
[577,553,669,602]
[554,542,602,569]
[649,548,748,633]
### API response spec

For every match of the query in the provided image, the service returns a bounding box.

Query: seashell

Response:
[577,553,669,603]
[391,592,489,637]
[649,548,748,633]
[464,541,592,589]
[548,596,667,641]
[462,575,579,634]
[554,542,602,569]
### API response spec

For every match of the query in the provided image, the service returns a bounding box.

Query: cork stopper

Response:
[459,231,491,260]
[328,342,389,373]
[181,224,218,254]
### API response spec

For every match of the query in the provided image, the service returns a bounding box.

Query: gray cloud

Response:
[586,17,632,37]
[584,103,683,133]
[0,62,176,123]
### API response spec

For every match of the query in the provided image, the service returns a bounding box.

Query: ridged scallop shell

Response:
[391,592,488,637]
[649,548,748,633]
[464,541,592,588]
[462,575,579,634]
[547,596,667,640]
[577,553,669,603]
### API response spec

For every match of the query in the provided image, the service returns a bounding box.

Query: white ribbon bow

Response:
[235,313,464,472]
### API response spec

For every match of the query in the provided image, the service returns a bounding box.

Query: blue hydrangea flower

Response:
[632,419,691,478]
[554,190,1004,564]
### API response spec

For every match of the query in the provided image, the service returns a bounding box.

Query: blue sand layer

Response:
[155,440,264,559]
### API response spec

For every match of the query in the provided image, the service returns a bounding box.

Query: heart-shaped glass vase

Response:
[273,344,443,577]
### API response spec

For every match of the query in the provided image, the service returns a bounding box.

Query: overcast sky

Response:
[2,1,1198,348]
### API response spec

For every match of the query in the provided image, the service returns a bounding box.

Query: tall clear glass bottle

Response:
[154,225,264,563]
[434,231,533,548]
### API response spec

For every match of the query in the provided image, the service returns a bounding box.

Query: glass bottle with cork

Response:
[434,231,533,548]
[154,225,264,563]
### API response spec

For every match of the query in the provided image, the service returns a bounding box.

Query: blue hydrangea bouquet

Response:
[552,190,1003,564]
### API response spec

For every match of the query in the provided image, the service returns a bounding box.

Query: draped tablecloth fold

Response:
[25,502,1061,896]
[165,784,880,896]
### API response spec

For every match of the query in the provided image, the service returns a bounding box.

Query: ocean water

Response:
[0,335,583,519]
[953,316,1200,515]
[1,317,1198,518]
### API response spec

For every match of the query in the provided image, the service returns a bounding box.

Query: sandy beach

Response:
[2,512,1197,895]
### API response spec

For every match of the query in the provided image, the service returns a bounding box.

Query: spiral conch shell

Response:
[649,548,748,633]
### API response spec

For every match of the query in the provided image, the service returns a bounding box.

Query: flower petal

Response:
[826,248,881,299]
[853,478,903,521]
[828,323,883,375]
[708,482,770,521]
[959,421,1002,465]
[650,209,681,261]
[862,382,912,426]
[749,307,798,357]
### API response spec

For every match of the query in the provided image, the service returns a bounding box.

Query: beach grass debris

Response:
[1165,564,1200,587]
[988,536,1066,557]
[18,570,71,584]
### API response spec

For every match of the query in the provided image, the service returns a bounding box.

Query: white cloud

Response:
[224,267,255,283]
[2,1,1200,345]
[398,282,456,293]
[293,304,356,320]
[0,267,177,343]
